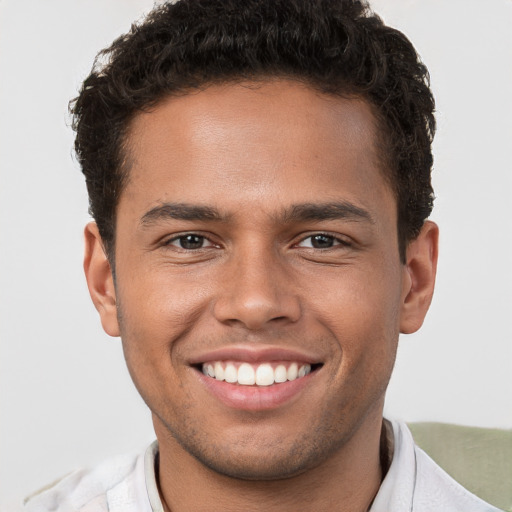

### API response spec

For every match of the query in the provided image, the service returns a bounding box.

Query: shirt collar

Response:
[370,420,416,512]
[145,421,417,512]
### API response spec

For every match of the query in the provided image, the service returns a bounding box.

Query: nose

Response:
[213,246,301,330]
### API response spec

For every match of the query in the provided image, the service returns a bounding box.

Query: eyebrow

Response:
[141,203,228,225]
[282,202,374,224]
[140,200,374,226]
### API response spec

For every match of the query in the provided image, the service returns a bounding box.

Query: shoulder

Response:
[396,421,503,512]
[373,421,503,512]
[23,447,151,512]
[412,443,504,512]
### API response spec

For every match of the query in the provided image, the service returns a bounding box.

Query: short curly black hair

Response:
[70,0,435,263]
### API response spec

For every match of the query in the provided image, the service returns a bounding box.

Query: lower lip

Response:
[196,371,315,411]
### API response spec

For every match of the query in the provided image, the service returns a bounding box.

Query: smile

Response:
[202,361,312,386]
[190,347,323,410]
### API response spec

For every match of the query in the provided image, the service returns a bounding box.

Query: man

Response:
[23,0,501,511]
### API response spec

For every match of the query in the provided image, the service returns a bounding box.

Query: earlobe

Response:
[83,222,120,337]
[399,220,439,334]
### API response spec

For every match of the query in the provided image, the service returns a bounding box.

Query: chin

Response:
[162,415,351,482]
[191,447,323,481]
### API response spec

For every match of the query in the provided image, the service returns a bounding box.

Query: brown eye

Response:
[309,234,335,248]
[169,234,208,250]
[298,234,337,249]
[296,233,352,250]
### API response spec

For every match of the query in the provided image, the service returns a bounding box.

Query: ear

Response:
[83,222,120,337]
[399,220,439,334]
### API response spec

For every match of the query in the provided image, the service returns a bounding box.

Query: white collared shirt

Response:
[24,421,502,512]
[370,420,502,511]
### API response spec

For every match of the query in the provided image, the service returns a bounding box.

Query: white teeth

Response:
[287,363,298,381]
[237,363,255,385]
[274,364,287,383]
[214,362,224,381]
[255,363,274,386]
[224,363,238,383]
[202,361,312,386]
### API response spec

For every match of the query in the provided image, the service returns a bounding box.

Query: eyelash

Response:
[163,232,351,251]
[164,233,217,250]
[295,233,352,250]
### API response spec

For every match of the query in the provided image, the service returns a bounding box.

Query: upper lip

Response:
[188,345,323,365]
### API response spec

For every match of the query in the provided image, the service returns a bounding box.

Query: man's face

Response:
[92,81,417,479]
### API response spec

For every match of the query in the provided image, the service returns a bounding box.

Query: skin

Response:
[84,80,438,512]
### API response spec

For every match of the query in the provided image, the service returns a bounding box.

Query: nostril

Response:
[212,284,301,329]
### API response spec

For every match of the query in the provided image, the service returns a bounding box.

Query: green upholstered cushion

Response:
[408,422,512,511]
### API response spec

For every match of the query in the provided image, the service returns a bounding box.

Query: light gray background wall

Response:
[1,0,511,509]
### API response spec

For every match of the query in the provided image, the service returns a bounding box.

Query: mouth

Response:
[189,348,324,410]
[198,360,322,387]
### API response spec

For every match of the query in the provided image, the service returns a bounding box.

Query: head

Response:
[71,0,435,266]
[77,0,438,484]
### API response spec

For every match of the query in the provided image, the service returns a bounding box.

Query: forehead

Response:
[121,80,393,219]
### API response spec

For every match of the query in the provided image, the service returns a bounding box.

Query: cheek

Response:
[118,266,210,329]
[115,270,212,374]
[307,260,403,329]
[310,264,402,370]
[115,276,207,413]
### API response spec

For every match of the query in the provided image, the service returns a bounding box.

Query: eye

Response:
[297,234,349,249]
[167,234,215,250]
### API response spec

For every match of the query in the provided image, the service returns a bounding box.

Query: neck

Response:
[155,413,387,512]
